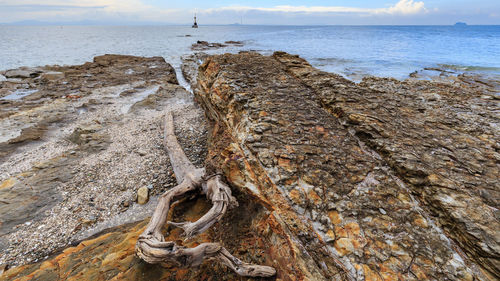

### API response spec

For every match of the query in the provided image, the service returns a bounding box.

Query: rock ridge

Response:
[2,52,498,281]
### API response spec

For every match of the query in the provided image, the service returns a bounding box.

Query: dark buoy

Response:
[192,14,198,28]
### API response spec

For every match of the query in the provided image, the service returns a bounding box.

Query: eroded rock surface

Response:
[190,41,244,51]
[273,52,499,279]
[193,52,498,280]
[2,52,499,281]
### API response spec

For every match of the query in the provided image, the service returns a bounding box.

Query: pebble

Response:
[137,186,149,205]
[0,57,208,268]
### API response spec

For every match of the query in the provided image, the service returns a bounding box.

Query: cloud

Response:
[377,0,427,15]
[0,4,107,12]
[203,0,427,16]
[0,0,181,22]
[0,0,156,14]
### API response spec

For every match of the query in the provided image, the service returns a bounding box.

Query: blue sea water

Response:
[0,25,499,80]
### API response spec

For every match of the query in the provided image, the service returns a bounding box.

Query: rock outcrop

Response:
[272,52,499,279]
[2,52,498,281]
[190,41,244,51]
[190,52,496,280]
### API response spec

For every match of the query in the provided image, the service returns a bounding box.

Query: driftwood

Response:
[135,112,276,278]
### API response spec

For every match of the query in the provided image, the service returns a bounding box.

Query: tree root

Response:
[135,112,276,278]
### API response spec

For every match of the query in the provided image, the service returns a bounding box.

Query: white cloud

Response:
[0,0,172,14]
[204,0,427,16]
[377,0,427,15]
[0,0,431,23]
[0,0,181,22]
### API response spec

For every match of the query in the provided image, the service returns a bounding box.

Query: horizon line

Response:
[1,22,499,27]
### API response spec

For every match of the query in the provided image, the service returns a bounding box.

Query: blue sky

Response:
[0,0,499,25]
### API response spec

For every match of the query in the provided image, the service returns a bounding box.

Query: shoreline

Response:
[1,52,499,280]
[2,56,499,96]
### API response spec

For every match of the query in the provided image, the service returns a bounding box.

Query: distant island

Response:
[454,22,467,26]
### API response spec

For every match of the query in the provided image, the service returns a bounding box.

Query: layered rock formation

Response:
[272,52,499,279]
[191,52,498,280]
[2,52,499,280]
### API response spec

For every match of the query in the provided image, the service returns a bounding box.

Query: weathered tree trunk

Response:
[135,112,276,278]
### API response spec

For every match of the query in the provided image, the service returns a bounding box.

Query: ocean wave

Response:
[437,64,500,72]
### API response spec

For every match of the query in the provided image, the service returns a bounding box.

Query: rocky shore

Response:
[1,52,499,280]
[0,55,208,268]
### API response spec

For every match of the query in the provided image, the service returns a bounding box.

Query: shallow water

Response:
[0,25,499,80]
[120,86,160,114]
[1,89,38,100]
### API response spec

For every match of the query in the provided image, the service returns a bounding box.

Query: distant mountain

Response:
[1,20,178,26]
[454,22,467,26]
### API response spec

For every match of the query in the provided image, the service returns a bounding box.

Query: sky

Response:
[0,0,499,25]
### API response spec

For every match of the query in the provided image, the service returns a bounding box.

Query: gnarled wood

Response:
[169,175,238,239]
[135,112,276,277]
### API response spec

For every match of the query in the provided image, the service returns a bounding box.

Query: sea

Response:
[0,25,499,82]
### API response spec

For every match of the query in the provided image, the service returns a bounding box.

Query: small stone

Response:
[41,71,64,81]
[379,208,387,215]
[137,186,149,204]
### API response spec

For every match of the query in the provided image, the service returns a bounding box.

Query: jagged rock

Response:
[191,41,227,51]
[2,52,498,280]
[137,186,149,204]
[272,51,499,279]
[0,75,6,82]
[193,52,496,280]
[190,41,244,51]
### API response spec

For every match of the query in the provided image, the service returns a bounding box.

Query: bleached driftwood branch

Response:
[135,112,276,278]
